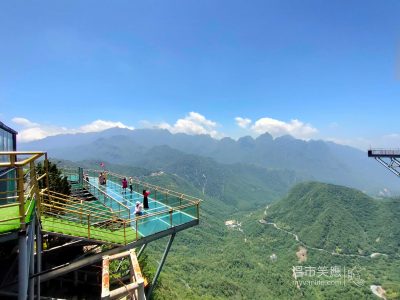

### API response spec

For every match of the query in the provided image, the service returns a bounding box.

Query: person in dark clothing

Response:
[143,189,150,209]
[122,177,128,194]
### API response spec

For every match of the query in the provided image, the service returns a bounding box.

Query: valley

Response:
[31,131,400,299]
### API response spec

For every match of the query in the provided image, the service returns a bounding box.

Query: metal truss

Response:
[368,149,400,177]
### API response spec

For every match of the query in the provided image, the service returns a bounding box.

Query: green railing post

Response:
[87,214,91,239]
[135,219,138,240]
[30,161,41,217]
[80,203,83,224]
[169,209,173,227]
[17,165,25,230]
[123,220,126,245]
[44,156,50,192]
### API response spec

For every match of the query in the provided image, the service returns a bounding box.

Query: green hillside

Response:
[266,182,400,255]
[55,161,400,299]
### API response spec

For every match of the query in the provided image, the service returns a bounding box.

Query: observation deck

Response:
[0,151,201,299]
[368,149,400,177]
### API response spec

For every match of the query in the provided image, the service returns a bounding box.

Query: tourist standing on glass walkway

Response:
[122,177,128,193]
[143,189,150,209]
[129,177,133,193]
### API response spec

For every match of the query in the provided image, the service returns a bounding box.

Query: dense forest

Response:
[57,159,400,299]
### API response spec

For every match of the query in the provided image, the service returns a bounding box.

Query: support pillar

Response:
[78,167,83,185]
[29,218,35,300]
[18,231,28,300]
[146,233,176,299]
[36,216,42,300]
[137,243,147,258]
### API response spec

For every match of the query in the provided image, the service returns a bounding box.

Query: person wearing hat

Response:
[135,201,143,216]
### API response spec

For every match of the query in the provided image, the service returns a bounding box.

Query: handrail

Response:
[86,169,202,204]
[59,170,131,219]
[0,151,49,230]
[34,166,201,244]
[107,171,202,203]
[0,151,47,167]
[82,179,130,219]
[44,196,113,218]
[40,197,199,245]
[43,189,197,223]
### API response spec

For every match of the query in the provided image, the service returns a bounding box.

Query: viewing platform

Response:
[0,151,201,299]
[367,149,400,177]
[368,149,400,158]
[45,168,201,245]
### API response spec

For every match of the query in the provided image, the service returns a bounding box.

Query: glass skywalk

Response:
[59,169,200,244]
[87,175,196,237]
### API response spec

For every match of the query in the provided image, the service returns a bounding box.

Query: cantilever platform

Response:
[368,149,400,158]
[368,149,400,177]
[48,169,200,245]
[0,152,201,299]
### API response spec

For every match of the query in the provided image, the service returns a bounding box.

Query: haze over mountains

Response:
[21,127,399,195]
[21,128,400,299]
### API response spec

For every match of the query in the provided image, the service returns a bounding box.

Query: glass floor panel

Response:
[87,177,196,238]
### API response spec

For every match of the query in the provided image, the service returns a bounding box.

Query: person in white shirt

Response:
[129,177,133,193]
[135,201,143,216]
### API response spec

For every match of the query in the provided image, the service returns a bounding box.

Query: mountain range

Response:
[30,129,400,299]
[21,128,400,195]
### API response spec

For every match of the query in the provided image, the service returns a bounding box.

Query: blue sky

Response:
[1,1,399,149]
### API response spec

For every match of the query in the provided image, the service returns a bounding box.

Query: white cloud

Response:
[235,117,252,128]
[12,117,39,128]
[251,117,318,139]
[11,118,134,143]
[155,112,220,138]
[79,120,133,133]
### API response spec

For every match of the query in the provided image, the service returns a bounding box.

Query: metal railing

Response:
[44,167,201,244]
[83,179,130,219]
[40,191,199,245]
[368,149,400,157]
[0,151,49,230]
[61,169,130,219]
[86,169,201,208]
[0,155,200,243]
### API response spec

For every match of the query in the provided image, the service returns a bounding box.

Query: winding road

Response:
[260,206,392,259]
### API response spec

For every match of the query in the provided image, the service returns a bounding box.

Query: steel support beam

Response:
[36,216,42,300]
[137,243,147,258]
[18,231,28,300]
[29,217,35,300]
[375,157,400,177]
[146,233,176,299]
[38,219,198,282]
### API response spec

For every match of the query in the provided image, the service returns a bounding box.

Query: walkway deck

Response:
[0,199,35,234]
[0,158,200,246]
[39,170,200,245]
